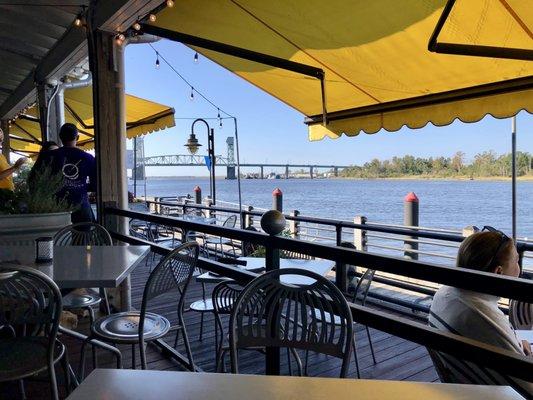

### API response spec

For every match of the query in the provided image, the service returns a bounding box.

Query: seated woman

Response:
[429,228,532,395]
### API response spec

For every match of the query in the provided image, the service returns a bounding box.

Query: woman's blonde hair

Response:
[457,232,513,272]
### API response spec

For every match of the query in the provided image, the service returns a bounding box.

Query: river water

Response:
[129,177,533,239]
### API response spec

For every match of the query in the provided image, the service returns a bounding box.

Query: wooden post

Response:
[89,30,129,310]
[244,205,254,229]
[353,215,367,252]
[289,210,300,238]
[1,120,10,163]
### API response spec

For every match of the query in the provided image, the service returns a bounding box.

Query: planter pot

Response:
[0,212,72,246]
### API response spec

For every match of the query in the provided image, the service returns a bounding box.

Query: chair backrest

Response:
[139,242,199,338]
[223,215,237,228]
[213,281,244,316]
[352,268,375,306]
[427,320,531,398]
[0,265,62,343]
[509,300,533,330]
[229,268,353,377]
[54,222,112,246]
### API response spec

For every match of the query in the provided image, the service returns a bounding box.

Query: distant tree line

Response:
[340,151,533,179]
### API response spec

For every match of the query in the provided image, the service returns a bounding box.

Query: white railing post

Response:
[289,210,300,239]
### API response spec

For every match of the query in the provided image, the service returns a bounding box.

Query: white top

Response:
[430,286,525,354]
[429,286,532,396]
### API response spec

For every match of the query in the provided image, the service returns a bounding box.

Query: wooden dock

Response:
[1,254,438,399]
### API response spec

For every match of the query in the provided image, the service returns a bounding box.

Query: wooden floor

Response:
[1,253,438,399]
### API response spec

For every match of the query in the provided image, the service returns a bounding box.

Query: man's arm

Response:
[0,158,26,180]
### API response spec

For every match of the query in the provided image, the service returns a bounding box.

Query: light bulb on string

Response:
[149,14,157,22]
[194,52,199,63]
[166,0,174,7]
[219,119,223,129]
[155,53,160,69]
[190,87,194,101]
[115,33,125,45]
[133,22,141,31]
[74,15,82,27]
[217,109,221,119]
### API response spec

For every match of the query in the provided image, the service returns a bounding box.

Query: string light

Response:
[166,0,174,7]
[194,52,199,63]
[148,44,234,118]
[219,119,223,129]
[133,22,141,31]
[115,33,125,45]
[155,52,160,69]
[149,14,157,22]
[74,15,82,27]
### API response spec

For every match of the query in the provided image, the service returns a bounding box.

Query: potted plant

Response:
[0,166,74,245]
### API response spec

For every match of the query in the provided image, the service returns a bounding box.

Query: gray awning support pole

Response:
[511,116,517,241]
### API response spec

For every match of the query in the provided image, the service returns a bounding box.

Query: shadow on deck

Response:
[1,254,438,399]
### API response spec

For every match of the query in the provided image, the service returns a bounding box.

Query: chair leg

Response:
[287,347,293,376]
[304,350,309,376]
[48,359,59,400]
[60,349,72,395]
[289,348,303,376]
[140,341,148,370]
[180,325,195,371]
[352,336,360,379]
[173,327,181,348]
[99,288,111,315]
[199,312,204,341]
[87,306,97,370]
[131,344,136,369]
[366,326,377,364]
[79,337,90,380]
[18,379,26,399]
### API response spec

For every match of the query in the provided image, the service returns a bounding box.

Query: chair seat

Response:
[0,338,65,381]
[190,299,216,312]
[92,311,171,343]
[62,290,101,309]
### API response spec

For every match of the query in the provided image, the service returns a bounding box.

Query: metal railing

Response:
[103,205,533,382]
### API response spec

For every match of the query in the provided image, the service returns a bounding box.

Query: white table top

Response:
[197,256,334,285]
[0,245,150,288]
[67,369,522,400]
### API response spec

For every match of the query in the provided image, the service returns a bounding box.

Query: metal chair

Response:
[79,242,199,377]
[53,222,112,316]
[426,347,531,399]
[310,268,376,378]
[0,266,71,400]
[509,300,532,330]
[229,268,353,377]
[213,280,302,375]
[204,215,238,258]
[188,257,242,342]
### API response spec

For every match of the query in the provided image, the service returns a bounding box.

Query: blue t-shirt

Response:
[43,147,96,207]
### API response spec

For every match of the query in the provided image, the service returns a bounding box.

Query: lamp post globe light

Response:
[185,118,216,204]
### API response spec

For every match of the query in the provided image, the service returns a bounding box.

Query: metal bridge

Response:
[140,154,350,179]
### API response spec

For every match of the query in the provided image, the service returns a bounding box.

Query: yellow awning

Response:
[150,0,533,141]
[10,86,175,153]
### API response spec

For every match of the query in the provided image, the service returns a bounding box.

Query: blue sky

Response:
[125,39,532,177]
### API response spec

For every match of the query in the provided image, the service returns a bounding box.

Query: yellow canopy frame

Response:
[148,0,532,141]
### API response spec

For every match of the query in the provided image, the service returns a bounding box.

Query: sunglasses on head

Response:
[481,226,512,269]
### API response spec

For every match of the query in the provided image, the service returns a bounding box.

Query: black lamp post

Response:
[185,118,216,204]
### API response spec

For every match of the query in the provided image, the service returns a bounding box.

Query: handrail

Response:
[109,228,533,382]
[144,200,533,252]
[108,206,533,303]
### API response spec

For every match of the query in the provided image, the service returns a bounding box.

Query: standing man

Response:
[0,127,27,191]
[43,123,96,223]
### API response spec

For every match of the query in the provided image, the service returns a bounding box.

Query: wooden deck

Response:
[1,253,438,399]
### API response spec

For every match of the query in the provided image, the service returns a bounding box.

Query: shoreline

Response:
[134,175,533,182]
